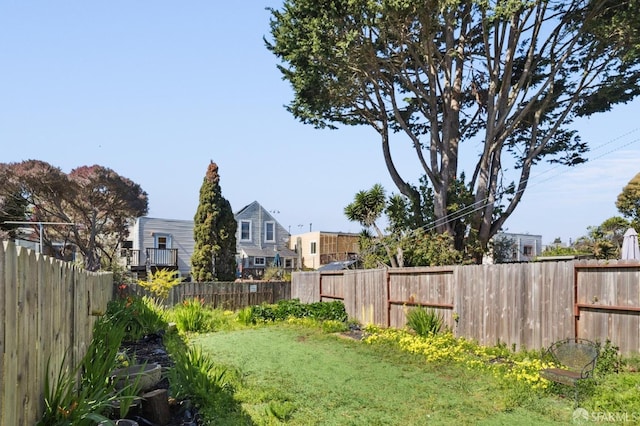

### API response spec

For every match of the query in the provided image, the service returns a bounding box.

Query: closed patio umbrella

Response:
[621,228,640,260]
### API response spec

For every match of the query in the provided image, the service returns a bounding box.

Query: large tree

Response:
[191,162,237,282]
[616,172,640,230]
[0,160,148,271]
[267,0,640,262]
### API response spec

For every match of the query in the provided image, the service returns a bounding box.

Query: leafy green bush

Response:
[236,306,254,326]
[137,268,182,301]
[406,306,444,337]
[250,304,276,323]
[308,300,348,322]
[168,299,237,333]
[172,298,209,332]
[595,339,621,377]
[249,299,348,323]
[106,296,168,341]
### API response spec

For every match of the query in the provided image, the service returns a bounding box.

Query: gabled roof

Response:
[235,200,260,216]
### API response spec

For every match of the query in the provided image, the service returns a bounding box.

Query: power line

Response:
[419,131,640,235]
[361,127,640,256]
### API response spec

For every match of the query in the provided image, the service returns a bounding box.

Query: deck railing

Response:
[145,248,178,267]
[124,248,178,268]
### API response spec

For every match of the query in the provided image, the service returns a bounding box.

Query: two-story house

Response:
[123,217,194,280]
[235,201,298,279]
[121,201,297,281]
[288,231,360,270]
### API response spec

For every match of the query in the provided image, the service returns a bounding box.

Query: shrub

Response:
[236,306,254,326]
[308,300,348,322]
[250,299,348,323]
[172,298,209,333]
[595,339,621,377]
[168,299,237,333]
[406,306,444,337]
[137,268,182,301]
[106,296,167,341]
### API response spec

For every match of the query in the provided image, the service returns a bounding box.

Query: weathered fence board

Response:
[319,272,345,301]
[388,268,455,330]
[0,241,113,426]
[291,272,319,303]
[356,269,387,326]
[131,280,292,310]
[574,260,640,354]
[292,259,640,354]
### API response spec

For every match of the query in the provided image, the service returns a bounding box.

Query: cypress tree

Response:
[191,161,237,281]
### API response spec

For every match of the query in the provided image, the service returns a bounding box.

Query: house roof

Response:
[317,259,359,271]
[235,200,260,216]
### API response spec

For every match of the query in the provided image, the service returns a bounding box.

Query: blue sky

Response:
[2,2,639,245]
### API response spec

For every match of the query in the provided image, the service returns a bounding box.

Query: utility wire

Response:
[420,132,640,235]
[362,128,640,254]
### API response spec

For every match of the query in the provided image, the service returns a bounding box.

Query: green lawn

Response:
[190,325,574,425]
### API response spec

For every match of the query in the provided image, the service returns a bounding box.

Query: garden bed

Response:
[117,333,201,426]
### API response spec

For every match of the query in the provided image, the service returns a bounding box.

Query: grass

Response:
[91,296,639,425]
[191,324,574,425]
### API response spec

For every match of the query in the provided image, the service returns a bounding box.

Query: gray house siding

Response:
[124,201,296,281]
[129,217,194,277]
[235,202,290,253]
[235,201,297,276]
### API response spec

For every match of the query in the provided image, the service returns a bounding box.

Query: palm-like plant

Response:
[344,184,398,267]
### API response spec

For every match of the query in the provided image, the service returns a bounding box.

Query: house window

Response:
[240,221,251,241]
[154,234,171,249]
[265,221,275,242]
[254,257,265,266]
[310,241,317,255]
[523,245,533,256]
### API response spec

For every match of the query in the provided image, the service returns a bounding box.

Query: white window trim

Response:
[310,241,317,255]
[240,220,252,241]
[264,221,275,243]
[254,257,266,266]
[154,233,172,249]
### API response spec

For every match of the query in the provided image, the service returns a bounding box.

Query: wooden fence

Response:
[0,241,113,426]
[131,280,291,310]
[292,260,640,354]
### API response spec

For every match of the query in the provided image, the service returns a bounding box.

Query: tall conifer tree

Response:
[191,162,237,281]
